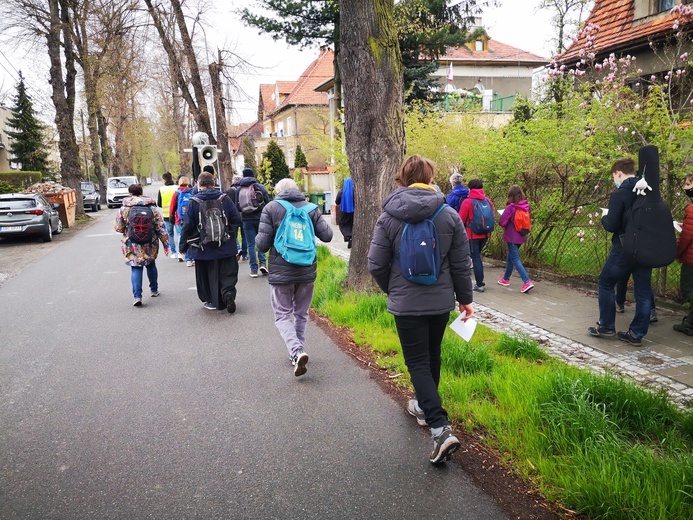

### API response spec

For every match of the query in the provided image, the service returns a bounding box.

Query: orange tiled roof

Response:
[258,84,275,118]
[561,1,685,62]
[440,38,547,64]
[270,49,333,115]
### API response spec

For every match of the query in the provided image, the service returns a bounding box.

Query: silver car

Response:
[0,193,63,242]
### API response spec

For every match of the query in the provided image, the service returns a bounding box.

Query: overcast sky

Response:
[0,1,561,125]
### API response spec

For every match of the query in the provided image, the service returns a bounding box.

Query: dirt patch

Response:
[311,310,581,520]
[0,215,96,288]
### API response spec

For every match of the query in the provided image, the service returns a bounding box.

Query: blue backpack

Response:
[399,204,447,286]
[469,198,495,234]
[177,189,192,220]
[274,200,318,266]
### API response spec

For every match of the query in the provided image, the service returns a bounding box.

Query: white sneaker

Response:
[186,261,194,267]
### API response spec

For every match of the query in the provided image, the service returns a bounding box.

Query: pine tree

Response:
[262,140,289,184]
[241,136,257,172]
[294,144,308,168]
[6,72,49,172]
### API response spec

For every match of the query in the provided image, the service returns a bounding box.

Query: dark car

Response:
[81,181,101,212]
[0,193,63,242]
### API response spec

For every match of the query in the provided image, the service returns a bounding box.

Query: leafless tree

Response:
[539,0,594,55]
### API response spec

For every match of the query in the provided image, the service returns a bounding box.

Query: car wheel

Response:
[107,204,113,209]
[55,219,63,235]
[93,201,99,212]
[97,201,101,211]
[42,223,53,242]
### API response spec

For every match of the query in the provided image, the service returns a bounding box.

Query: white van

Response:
[106,176,138,208]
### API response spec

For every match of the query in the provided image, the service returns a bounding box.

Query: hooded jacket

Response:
[499,199,530,245]
[114,196,170,266]
[458,188,495,240]
[601,176,638,251]
[256,188,333,284]
[179,188,240,260]
[367,186,473,316]
[676,203,693,265]
[446,184,470,212]
[236,177,270,222]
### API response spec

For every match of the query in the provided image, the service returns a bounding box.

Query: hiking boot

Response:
[617,329,642,346]
[473,284,485,293]
[673,320,693,336]
[521,281,534,293]
[150,291,160,297]
[133,298,142,307]
[292,349,309,377]
[249,270,258,278]
[203,302,216,311]
[616,303,625,313]
[650,309,658,323]
[588,326,616,338]
[429,426,461,464]
[497,277,510,287]
[259,264,269,275]
[407,399,428,427]
[225,294,236,314]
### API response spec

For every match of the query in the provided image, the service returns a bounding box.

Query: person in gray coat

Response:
[368,154,474,464]
[256,178,333,376]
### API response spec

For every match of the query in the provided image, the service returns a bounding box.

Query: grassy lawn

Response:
[313,246,693,520]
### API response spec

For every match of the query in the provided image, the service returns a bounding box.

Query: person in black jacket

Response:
[256,178,333,376]
[367,154,474,464]
[236,167,271,278]
[588,158,652,346]
[180,172,241,312]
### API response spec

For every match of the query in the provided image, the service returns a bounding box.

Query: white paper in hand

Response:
[449,312,477,342]
[601,207,609,216]
[674,221,682,233]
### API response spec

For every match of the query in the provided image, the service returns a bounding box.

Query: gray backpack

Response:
[192,194,230,248]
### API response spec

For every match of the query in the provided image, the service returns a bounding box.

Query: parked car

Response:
[106,176,138,208]
[0,193,63,242]
[81,181,101,212]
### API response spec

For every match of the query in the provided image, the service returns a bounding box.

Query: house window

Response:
[659,0,674,11]
[286,116,293,136]
[475,40,483,51]
[276,121,284,137]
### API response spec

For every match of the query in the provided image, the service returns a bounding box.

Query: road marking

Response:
[86,233,121,237]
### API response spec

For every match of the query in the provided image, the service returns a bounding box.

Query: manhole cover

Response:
[637,355,664,366]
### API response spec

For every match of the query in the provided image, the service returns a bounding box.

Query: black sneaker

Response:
[617,330,642,346]
[292,350,309,377]
[650,309,658,323]
[588,326,615,338]
[429,426,461,464]
[259,264,269,276]
[473,285,485,293]
[616,303,625,313]
[673,321,693,336]
[225,294,236,314]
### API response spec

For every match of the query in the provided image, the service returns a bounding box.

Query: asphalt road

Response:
[0,200,508,519]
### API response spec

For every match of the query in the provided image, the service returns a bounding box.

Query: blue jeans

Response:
[242,219,266,271]
[503,243,529,284]
[470,237,488,287]
[174,223,192,261]
[598,247,652,338]
[164,219,176,254]
[131,262,158,299]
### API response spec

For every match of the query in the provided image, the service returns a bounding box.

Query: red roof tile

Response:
[270,49,333,115]
[561,1,688,62]
[440,38,548,64]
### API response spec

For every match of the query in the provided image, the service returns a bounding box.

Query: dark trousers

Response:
[194,257,239,310]
[680,263,693,326]
[394,313,450,429]
[598,247,652,338]
[470,237,488,287]
[616,274,656,309]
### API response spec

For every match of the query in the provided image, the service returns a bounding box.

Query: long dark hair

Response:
[507,185,525,204]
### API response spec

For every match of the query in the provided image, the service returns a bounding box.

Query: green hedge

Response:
[0,171,42,187]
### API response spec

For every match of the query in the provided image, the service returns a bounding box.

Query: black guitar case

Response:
[621,145,676,268]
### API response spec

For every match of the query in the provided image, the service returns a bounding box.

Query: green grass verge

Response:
[313,246,693,520]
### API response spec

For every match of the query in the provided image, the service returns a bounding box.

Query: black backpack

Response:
[127,205,155,244]
[193,194,230,248]
[620,145,676,268]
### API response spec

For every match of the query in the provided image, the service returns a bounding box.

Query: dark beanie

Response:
[242,167,254,178]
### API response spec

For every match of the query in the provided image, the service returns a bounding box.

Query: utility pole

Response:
[80,109,90,181]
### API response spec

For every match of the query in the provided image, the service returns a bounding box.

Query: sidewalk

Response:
[320,218,693,407]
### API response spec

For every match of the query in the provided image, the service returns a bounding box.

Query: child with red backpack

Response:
[498,185,534,293]
[458,178,494,292]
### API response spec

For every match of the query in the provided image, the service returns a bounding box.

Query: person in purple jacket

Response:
[498,185,534,293]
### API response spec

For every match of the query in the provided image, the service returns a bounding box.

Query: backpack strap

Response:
[429,203,448,221]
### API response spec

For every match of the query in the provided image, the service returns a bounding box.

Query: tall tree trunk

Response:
[338,0,405,291]
[47,0,84,216]
[210,51,233,189]
[97,109,111,175]
[169,61,189,177]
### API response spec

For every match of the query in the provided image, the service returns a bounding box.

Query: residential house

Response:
[436,35,548,111]
[559,0,693,75]
[252,49,333,172]
[0,104,14,171]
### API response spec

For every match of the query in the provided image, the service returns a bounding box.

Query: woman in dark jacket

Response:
[367,154,474,464]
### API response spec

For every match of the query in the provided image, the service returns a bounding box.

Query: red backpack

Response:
[513,208,531,236]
